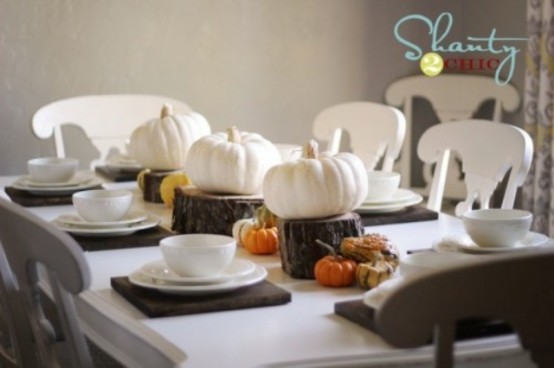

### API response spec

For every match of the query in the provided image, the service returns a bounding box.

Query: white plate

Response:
[138,259,256,285]
[105,154,142,170]
[17,174,94,188]
[129,264,268,295]
[433,232,551,254]
[52,214,160,237]
[356,192,424,214]
[12,176,103,195]
[362,189,416,206]
[54,211,148,228]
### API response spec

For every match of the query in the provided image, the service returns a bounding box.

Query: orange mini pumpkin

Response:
[244,224,279,255]
[314,240,357,287]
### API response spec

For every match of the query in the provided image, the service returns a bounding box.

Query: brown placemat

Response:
[334,299,513,341]
[111,277,292,318]
[72,226,175,251]
[4,186,102,207]
[95,166,142,182]
[357,205,438,227]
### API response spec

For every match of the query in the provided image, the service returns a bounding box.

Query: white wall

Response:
[0,0,526,174]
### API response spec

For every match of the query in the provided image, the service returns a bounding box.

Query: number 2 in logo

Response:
[420,52,444,77]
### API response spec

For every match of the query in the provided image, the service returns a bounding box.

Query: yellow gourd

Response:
[159,173,192,208]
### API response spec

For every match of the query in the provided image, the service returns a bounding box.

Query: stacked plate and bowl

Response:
[52,188,160,237]
[434,208,550,254]
[356,171,423,213]
[13,157,103,196]
[128,234,267,295]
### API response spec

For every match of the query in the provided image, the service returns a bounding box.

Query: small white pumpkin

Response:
[263,139,368,219]
[232,218,256,247]
[185,127,281,195]
[128,104,211,170]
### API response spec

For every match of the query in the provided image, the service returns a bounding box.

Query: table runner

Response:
[111,277,292,318]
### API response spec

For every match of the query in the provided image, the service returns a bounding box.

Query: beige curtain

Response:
[523,0,554,236]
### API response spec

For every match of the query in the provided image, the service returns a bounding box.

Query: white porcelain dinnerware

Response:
[362,188,415,206]
[160,234,237,277]
[462,209,533,248]
[52,213,160,237]
[105,154,142,169]
[138,258,256,285]
[399,252,477,279]
[356,190,423,213]
[54,210,148,228]
[11,175,103,195]
[72,189,133,222]
[17,174,90,188]
[27,157,79,183]
[365,170,400,200]
[128,264,267,295]
[433,232,550,254]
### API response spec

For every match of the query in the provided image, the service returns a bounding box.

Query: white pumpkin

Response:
[128,104,211,170]
[262,140,368,219]
[185,127,281,195]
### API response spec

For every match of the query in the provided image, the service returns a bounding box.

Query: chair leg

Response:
[434,323,455,368]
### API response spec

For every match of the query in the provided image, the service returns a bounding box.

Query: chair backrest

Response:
[0,238,29,367]
[375,249,554,368]
[417,119,533,216]
[0,197,93,367]
[32,94,192,169]
[312,101,406,171]
[385,74,521,195]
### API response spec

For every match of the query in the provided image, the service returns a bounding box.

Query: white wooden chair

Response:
[375,248,554,368]
[0,197,95,367]
[312,101,406,171]
[0,198,186,367]
[385,74,521,196]
[32,94,191,169]
[417,119,533,216]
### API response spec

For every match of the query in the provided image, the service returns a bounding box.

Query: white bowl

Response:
[72,189,133,222]
[160,234,237,277]
[400,252,475,279]
[27,157,78,183]
[366,171,401,200]
[462,209,533,248]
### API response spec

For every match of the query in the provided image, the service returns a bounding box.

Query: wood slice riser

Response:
[172,186,264,236]
[278,212,363,279]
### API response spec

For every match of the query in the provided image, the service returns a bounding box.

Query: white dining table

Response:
[0,174,537,368]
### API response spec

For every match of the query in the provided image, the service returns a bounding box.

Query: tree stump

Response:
[172,186,264,236]
[278,212,363,279]
[142,170,184,203]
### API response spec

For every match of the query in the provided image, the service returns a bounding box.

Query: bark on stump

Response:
[142,170,184,203]
[278,212,364,279]
[172,186,264,236]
